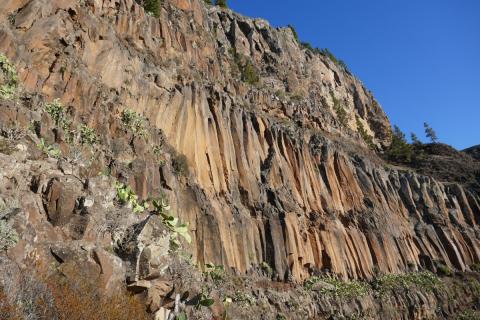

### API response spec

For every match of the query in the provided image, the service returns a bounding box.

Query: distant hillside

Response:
[464,145,480,160]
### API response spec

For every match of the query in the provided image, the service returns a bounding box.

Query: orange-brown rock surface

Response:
[1,0,479,280]
[1,0,480,318]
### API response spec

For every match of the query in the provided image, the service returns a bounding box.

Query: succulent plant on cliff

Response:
[37,138,62,159]
[196,288,215,309]
[115,182,148,213]
[152,196,170,215]
[152,197,192,249]
[44,99,65,126]
[0,54,18,100]
[79,124,98,145]
[204,263,225,282]
[121,109,148,138]
[44,99,74,143]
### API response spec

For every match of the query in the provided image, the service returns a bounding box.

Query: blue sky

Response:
[228,0,480,150]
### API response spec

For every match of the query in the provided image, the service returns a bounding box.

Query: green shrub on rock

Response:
[386,125,414,163]
[142,0,161,17]
[0,220,19,251]
[115,182,148,213]
[436,264,453,276]
[288,25,299,43]
[79,124,98,145]
[330,92,348,127]
[121,109,148,138]
[0,54,18,100]
[371,271,440,296]
[241,60,259,85]
[356,116,375,149]
[172,153,189,176]
[216,0,227,8]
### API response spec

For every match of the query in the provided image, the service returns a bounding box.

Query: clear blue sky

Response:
[229,0,480,150]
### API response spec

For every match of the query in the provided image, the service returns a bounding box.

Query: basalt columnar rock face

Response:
[1,0,480,305]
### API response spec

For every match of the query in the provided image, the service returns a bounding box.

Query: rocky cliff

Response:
[1,0,480,319]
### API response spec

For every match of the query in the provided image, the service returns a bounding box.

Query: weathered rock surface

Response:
[1,0,479,281]
[0,0,479,318]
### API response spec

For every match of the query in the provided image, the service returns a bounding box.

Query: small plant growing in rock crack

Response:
[260,261,273,277]
[121,109,148,138]
[0,220,19,251]
[44,99,65,126]
[179,252,195,266]
[37,138,62,159]
[7,13,16,25]
[0,53,19,100]
[59,64,67,75]
[436,264,453,276]
[232,291,256,306]
[330,92,348,127]
[195,288,215,309]
[153,145,162,156]
[79,124,98,145]
[241,60,259,85]
[172,153,189,176]
[44,99,74,142]
[319,48,350,72]
[356,116,375,149]
[115,182,148,213]
[230,48,259,85]
[204,263,224,281]
[288,25,299,43]
[152,197,192,249]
